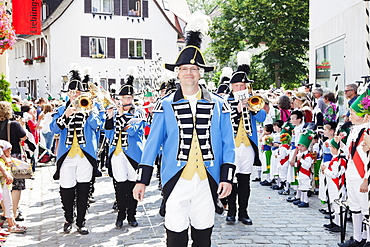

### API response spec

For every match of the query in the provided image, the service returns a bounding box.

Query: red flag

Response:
[12,0,42,35]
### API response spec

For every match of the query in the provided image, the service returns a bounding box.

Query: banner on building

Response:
[12,0,42,35]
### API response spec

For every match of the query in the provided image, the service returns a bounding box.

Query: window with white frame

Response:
[129,39,142,58]
[100,78,108,90]
[90,37,106,58]
[26,42,34,59]
[92,0,112,14]
[128,0,141,16]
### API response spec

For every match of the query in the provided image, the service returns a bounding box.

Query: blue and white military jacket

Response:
[105,106,146,164]
[50,101,103,179]
[137,86,236,187]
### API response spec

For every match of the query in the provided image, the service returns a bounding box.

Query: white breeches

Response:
[165,174,215,232]
[59,156,93,188]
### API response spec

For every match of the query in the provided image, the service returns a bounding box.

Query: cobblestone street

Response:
[4,164,352,246]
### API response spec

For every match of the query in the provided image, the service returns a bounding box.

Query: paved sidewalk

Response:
[3,164,352,246]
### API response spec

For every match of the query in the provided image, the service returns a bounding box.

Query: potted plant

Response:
[23,58,33,65]
[34,55,45,62]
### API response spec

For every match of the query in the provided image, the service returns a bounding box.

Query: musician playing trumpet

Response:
[50,65,103,235]
[105,68,146,229]
[224,51,267,226]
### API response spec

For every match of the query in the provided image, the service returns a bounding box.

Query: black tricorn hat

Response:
[64,63,88,92]
[230,51,252,84]
[118,66,137,96]
[164,12,214,72]
[216,83,231,94]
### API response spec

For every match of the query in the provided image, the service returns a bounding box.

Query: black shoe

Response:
[226,216,236,225]
[338,237,365,247]
[77,226,89,235]
[15,214,24,221]
[363,242,370,247]
[260,180,272,186]
[88,197,96,203]
[63,222,72,233]
[116,220,123,229]
[238,217,253,225]
[128,217,138,227]
[286,197,299,203]
[278,190,290,195]
[323,222,336,228]
[293,200,302,205]
[319,209,328,214]
[326,224,341,232]
[252,177,261,182]
[325,214,334,219]
[272,185,283,190]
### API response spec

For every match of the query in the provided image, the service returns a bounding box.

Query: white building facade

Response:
[7,0,190,99]
[310,0,370,92]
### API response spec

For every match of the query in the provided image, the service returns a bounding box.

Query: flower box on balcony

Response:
[34,56,45,63]
[23,58,33,65]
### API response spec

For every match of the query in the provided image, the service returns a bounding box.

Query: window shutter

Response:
[84,0,91,13]
[113,0,121,15]
[145,39,152,59]
[108,79,116,85]
[120,38,128,59]
[143,0,148,18]
[107,38,115,58]
[81,36,90,57]
[122,0,128,16]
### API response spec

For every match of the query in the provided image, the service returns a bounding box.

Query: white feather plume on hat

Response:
[70,63,81,72]
[185,11,211,34]
[82,66,93,76]
[237,51,251,66]
[221,67,233,79]
[127,66,138,77]
[160,70,176,82]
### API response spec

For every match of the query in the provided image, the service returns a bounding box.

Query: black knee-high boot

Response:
[75,182,90,228]
[191,226,213,247]
[166,228,188,247]
[60,186,76,224]
[114,181,127,221]
[126,181,138,221]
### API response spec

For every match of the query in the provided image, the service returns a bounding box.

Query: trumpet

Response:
[72,94,93,113]
[233,89,265,112]
[89,82,116,108]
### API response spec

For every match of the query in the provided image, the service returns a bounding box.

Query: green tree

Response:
[0,74,12,102]
[209,0,309,89]
[187,0,217,14]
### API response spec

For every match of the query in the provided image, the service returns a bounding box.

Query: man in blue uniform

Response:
[133,13,236,247]
[50,66,103,235]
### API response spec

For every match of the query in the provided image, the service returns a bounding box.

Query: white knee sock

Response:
[352,213,363,242]
[301,191,308,203]
[296,190,301,200]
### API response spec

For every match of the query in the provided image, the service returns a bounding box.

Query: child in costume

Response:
[337,93,370,247]
[318,122,337,204]
[277,133,292,195]
[271,120,284,190]
[292,129,316,207]
[260,124,273,186]
[322,125,350,233]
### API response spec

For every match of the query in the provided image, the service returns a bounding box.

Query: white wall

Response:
[309,0,369,90]
[8,0,181,99]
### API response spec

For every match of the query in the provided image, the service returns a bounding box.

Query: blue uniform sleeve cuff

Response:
[136,165,154,185]
[220,163,236,184]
